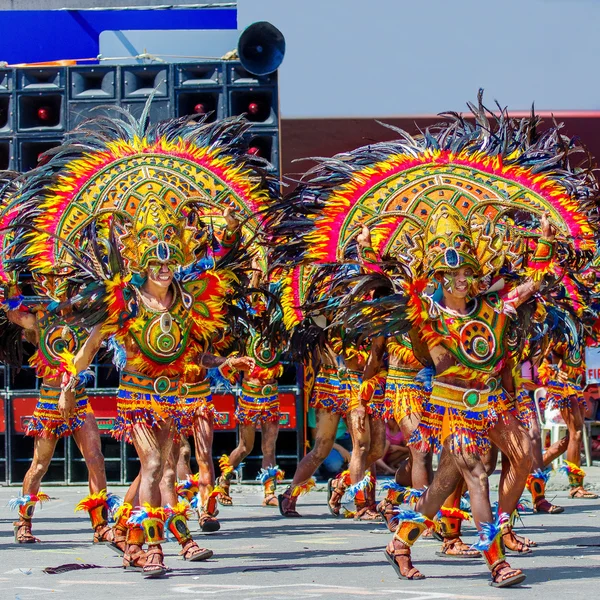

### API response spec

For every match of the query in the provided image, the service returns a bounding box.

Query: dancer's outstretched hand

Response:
[540,211,555,241]
[356,225,372,249]
[230,356,255,372]
[223,206,240,232]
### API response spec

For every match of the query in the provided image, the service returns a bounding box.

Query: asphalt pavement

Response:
[2,466,600,600]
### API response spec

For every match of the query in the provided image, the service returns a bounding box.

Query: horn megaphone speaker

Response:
[238,21,285,76]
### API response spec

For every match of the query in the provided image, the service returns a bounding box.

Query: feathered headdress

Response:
[270,90,599,283]
[10,101,278,279]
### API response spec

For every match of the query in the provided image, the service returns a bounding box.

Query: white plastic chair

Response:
[537,387,592,467]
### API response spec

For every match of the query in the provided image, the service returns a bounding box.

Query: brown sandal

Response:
[384,542,425,580]
[93,523,125,553]
[436,537,481,558]
[142,546,167,579]
[179,539,213,562]
[198,513,221,533]
[377,499,398,532]
[263,493,279,507]
[354,505,384,522]
[327,477,347,517]
[569,486,599,499]
[111,526,127,555]
[216,477,233,506]
[123,545,147,572]
[502,528,533,554]
[278,490,302,518]
[490,561,526,588]
[93,524,114,544]
[534,499,564,514]
[14,519,39,544]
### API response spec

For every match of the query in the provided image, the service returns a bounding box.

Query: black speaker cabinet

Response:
[176,89,224,123]
[229,87,277,126]
[0,69,13,92]
[18,67,64,90]
[68,101,116,130]
[70,66,117,99]
[122,66,168,98]
[176,63,222,87]
[0,139,13,170]
[244,128,279,169]
[122,100,171,124]
[227,64,275,86]
[19,137,63,171]
[18,93,64,131]
[0,95,12,133]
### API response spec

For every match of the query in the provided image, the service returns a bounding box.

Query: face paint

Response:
[441,269,475,295]
[443,274,454,292]
[149,262,177,277]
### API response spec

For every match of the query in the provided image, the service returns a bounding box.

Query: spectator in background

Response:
[583,383,600,420]
[376,419,409,476]
[583,384,600,455]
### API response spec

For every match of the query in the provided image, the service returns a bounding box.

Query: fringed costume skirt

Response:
[177,378,214,436]
[385,366,427,424]
[310,364,346,415]
[512,389,536,429]
[408,380,508,455]
[342,369,388,420]
[235,380,280,425]
[114,371,185,443]
[544,382,586,412]
[27,385,90,438]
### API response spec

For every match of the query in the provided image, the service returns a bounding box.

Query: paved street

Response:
[2,467,600,600]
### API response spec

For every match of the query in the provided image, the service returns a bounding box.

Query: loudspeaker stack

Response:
[0,61,280,174]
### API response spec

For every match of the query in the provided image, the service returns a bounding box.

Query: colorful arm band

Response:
[525,237,556,281]
[358,245,383,274]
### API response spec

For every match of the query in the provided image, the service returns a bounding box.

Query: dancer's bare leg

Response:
[563,398,597,498]
[129,421,174,574]
[279,409,340,517]
[15,436,57,543]
[72,413,107,494]
[176,437,192,480]
[261,420,279,469]
[22,437,58,498]
[489,414,535,551]
[400,414,432,489]
[260,420,281,506]
[346,408,370,483]
[192,414,215,505]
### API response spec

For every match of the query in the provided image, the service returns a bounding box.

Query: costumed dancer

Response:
[324,333,385,520]
[329,231,390,521]
[375,333,432,525]
[274,263,344,517]
[269,92,599,586]
[538,315,598,499]
[279,332,344,515]
[5,292,119,547]
[9,107,276,578]
[217,255,286,508]
[358,229,480,557]
[519,351,565,514]
[0,173,119,547]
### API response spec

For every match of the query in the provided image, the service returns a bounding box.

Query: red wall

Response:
[280,114,600,187]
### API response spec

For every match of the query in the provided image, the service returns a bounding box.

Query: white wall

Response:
[238,0,600,117]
